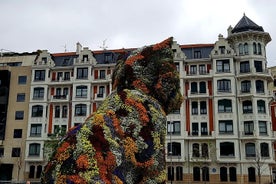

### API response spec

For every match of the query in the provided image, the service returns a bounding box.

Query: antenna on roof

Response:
[62,44,67,52]
[100,39,108,50]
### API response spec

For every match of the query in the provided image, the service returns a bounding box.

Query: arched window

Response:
[239,43,244,55]
[31,105,43,117]
[256,80,264,93]
[199,81,206,93]
[258,43,262,55]
[229,167,237,181]
[217,79,231,92]
[75,104,87,116]
[218,99,232,113]
[29,143,40,156]
[220,167,228,181]
[191,82,198,93]
[260,142,269,157]
[248,167,256,182]
[242,100,252,113]
[257,100,266,113]
[176,166,183,181]
[202,166,209,181]
[253,42,257,54]
[245,143,256,157]
[244,43,248,55]
[192,143,200,157]
[241,80,251,93]
[167,142,181,156]
[168,166,174,181]
[29,165,35,178]
[193,167,200,181]
[202,143,209,158]
[192,101,198,115]
[36,165,42,178]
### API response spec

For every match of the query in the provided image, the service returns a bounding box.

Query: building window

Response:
[220,142,235,156]
[77,68,88,79]
[62,105,68,118]
[259,121,267,135]
[64,72,70,80]
[220,167,228,181]
[244,121,254,135]
[218,99,232,113]
[167,121,180,135]
[167,166,174,181]
[256,80,264,93]
[18,76,27,84]
[194,51,201,59]
[34,70,45,81]
[192,123,199,136]
[202,167,209,181]
[193,167,200,181]
[201,122,208,135]
[82,55,88,61]
[36,165,43,178]
[16,93,25,102]
[99,70,106,79]
[76,85,87,97]
[239,43,244,55]
[217,79,231,92]
[200,101,207,114]
[248,167,256,182]
[30,124,42,137]
[176,166,183,181]
[15,111,24,120]
[260,142,269,157]
[192,102,198,115]
[11,147,21,157]
[29,165,35,178]
[257,43,262,55]
[29,143,40,156]
[219,120,233,134]
[244,43,248,55]
[245,143,256,157]
[257,100,266,113]
[199,65,206,74]
[0,148,4,157]
[254,61,263,72]
[57,72,62,80]
[13,129,22,138]
[104,53,112,63]
[192,143,200,157]
[191,82,198,93]
[75,104,87,116]
[216,59,230,73]
[97,86,105,97]
[33,87,44,99]
[32,105,43,117]
[199,82,206,93]
[201,143,208,158]
[253,42,257,54]
[190,65,197,75]
[241,80,251,93]
[229,167,237,181]
[219,46,225,54]
[167,142,181,156]
[240,61,250,73]
[63,87,69,96]
[243,100,252,113]
[55,106,60,118]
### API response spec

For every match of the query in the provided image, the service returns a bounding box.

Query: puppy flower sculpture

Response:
[41,37,183,184]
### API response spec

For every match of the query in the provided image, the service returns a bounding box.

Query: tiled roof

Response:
[232,14,264,33]
[180,44,214,48]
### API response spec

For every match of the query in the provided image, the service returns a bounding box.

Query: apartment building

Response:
[0,53,35,182]
[166,14,275,184]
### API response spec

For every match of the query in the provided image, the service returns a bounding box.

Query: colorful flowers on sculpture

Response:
[41,37,182,184]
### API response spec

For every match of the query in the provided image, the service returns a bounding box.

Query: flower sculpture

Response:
[41,37,183,184]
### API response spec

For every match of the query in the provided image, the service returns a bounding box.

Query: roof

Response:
[180,44,214,49]
[231,14,264,33]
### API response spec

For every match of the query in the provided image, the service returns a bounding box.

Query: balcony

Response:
[93,74,112,83]
[187,89,209,98]
[51,77,73,84]
[94,93,106,101]
[239,131,258,140]
[182,70,212,79]
[50,94,69,102]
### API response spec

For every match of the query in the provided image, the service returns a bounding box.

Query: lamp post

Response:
[168,121,173,184]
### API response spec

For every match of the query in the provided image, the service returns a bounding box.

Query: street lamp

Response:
[168,121,173,184]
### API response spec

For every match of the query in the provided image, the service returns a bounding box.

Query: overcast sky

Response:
[1,0,276,66]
